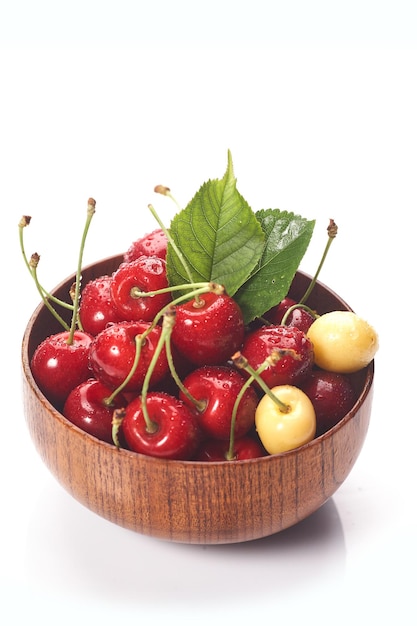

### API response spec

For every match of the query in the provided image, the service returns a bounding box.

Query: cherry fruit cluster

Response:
[21,157,378,462]
[25,224,378,462]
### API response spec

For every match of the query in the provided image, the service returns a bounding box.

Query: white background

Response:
[2,2,416,624]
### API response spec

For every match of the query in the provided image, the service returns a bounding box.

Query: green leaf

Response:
[233,209,315,324]
[166,151,265,296]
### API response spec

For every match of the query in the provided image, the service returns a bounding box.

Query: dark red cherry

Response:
[123,228,168,263]
[240,324,314,388]
[79,274,123,335]
[171,293,245,366]
[265,296,314,333]
[110,256,171,322]
[121,392,201,460]
[89,321,169,392]
[284,307,315,333]
[180,365,258,440]
[195,435,266,461]
[265,297,297,324]
[301,369,357,436]
[30,330,93,407]
[63,378,127,444]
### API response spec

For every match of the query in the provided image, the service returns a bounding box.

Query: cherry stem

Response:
[154,185,182,212]
[162,311,205,411]
[130,281,215,299]
[140,309,181,433]
[299,219,338,305]
[148,202,195,284]
[18,216,33,272]
[281,302,319,326]
[147,202,204,306]
[69,281,85,331]
[226,373,255,461]
[143,283,225,336]
[232,351,291,412]
[18,217,49,297]
[19,217,74,327]
[112,408,125,448]
[104,334,144,405]
[29,254,71,331]
[67,198,96,345]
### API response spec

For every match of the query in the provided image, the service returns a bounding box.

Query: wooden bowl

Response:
[21,255,374,544]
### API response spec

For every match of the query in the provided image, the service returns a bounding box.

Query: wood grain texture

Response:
[21,255,374,544]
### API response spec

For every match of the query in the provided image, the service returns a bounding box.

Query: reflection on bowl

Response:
[21,255,374,544]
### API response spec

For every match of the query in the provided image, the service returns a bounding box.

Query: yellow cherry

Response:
[255,385,316,455]
[307,310,378,373]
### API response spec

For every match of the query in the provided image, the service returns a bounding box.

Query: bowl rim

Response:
[21,254,375,467]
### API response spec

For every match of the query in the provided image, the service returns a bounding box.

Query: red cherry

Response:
[123,228,168,263]
[180,365,258,440]
[265,296,315,333]
[284,307,315,333]
[301,369,357,436]
[171,293,245,366]
[121,392,201,460]
[63,378,127,444]
[30,330,93,407]
[195,435,266,461]
[110,256,171,322]
[89,321,169,392]
[265,297,297,324]
[79,274,123,335]
[240,324,314,388]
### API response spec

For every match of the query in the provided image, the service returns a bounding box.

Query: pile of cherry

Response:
[28,225,375,462]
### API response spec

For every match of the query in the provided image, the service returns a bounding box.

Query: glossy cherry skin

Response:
[240,324,314,388]
[110,256,171,322]
[79,274,123,335]
[284,307,315,333]
[301,369,357,436]
[89,321,168,392]
[255,384,316,454]
[171,293,245,366]
[30,330,93,408]
[121,392,201,460]
[123,228,168,263]
[266,296,315,333]
[265,297,297,324]
[195,435,266,461]
[180,365,258,440]
[63,378,127,444]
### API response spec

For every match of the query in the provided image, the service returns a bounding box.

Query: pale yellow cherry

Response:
[255,385,316,455]
[307,310,378,374]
